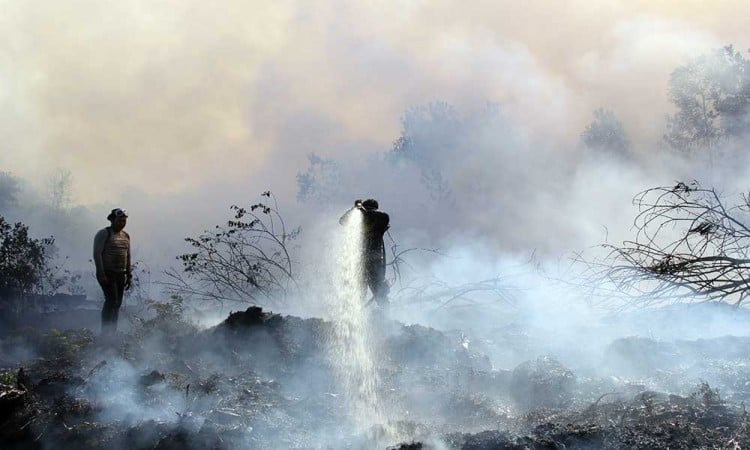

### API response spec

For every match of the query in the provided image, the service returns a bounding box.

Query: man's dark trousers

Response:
[99,272,126,334]
[365,255,388,303]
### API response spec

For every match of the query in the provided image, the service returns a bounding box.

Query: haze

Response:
[2,0,750,276]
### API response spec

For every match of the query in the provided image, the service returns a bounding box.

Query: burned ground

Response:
[2,305,750,449]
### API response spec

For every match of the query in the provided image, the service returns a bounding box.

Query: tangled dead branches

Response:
[581,181,750,307]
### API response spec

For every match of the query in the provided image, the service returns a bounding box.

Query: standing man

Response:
[93,208,131,334]
[340,199,390,305]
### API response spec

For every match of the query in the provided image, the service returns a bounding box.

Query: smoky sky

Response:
[3,0,750,270]
[6,7,750,426]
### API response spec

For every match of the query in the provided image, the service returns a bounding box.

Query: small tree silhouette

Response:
[165,192,299,306]
[0,216,56,302]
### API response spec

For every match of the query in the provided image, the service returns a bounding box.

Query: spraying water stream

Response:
[328,210,386,433]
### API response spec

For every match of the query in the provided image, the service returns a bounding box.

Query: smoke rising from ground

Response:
[3,1,747,275]
[4,5,750,447]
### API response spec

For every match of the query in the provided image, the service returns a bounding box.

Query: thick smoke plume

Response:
[4,3,750,448]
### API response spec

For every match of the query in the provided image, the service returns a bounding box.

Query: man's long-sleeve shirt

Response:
[339,207,390,259]
[93,228,131,275]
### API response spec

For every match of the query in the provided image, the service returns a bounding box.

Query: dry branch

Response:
[582,181,750,307]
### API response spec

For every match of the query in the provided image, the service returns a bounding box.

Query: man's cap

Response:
[362,199,378,210]
[107,208,128,220]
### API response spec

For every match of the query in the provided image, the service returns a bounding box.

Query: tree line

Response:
[3,45,750,308]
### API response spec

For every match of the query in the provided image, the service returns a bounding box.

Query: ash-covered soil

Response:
[2,304,750,449]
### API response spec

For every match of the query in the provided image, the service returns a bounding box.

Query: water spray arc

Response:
[328,211,384,430]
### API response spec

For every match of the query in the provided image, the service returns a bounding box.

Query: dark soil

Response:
[2,305,750,449]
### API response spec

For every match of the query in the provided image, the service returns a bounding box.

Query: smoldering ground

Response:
[5,114,750,449]
[6,276,750,449]
[4,2,750,447]
[6,93,750,448]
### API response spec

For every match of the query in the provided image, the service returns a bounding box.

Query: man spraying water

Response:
[339,198,390,306]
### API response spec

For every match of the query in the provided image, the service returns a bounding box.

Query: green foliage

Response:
[665,45,750,156]
[0,215,55,298]
[169,192,298,305]
[0,370,17,385]
[296,153,342,203]
[1,328,92,364]
[130,295,197,343]
[45,329,94,359]
[391,101,463,164]
[581,109,631,158]
[390,102,462,202]
[146,295,185,322]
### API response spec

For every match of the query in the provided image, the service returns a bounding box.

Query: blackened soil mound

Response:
[510,356,575,410]
[5,305,750,449]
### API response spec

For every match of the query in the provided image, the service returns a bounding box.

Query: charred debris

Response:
[2,304,750,449]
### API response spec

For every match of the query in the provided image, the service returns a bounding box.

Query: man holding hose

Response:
[339,199,390,306]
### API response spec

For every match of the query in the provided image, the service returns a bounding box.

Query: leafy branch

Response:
[163,192,299,306]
